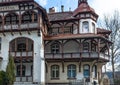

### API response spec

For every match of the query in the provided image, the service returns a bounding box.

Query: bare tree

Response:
[103,10,120,81]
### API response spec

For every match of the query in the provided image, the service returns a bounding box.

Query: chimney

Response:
[49,7,55,13]
[61,5,64,12]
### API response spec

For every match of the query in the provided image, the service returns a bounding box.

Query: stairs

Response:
[14,82,40,85]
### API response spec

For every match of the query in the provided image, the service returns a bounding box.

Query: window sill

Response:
[67,78,76,80]
[51,78,60,80]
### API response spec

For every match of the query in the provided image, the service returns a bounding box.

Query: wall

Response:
[0,30,45,83]
[46,61,104,84]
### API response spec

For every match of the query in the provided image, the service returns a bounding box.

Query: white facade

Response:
[0,31,45,84]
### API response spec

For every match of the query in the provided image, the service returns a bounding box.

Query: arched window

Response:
[83,65,90,78]
[17,65,26,76]
[67,64,76,78]
[51,65,59,78]
[83,42,89,52]
[51,43,59,53]
[82,21,89,33]
[5,13,18,25]
[10,37,33,52]
[92,65,97,78]
[22,11,38,23]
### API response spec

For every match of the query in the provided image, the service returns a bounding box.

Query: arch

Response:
[63,40,80,53]
[9,37,34,52]
[16,65,26,76]
[22,10,38,23]
[67,64,76,78]
[4,12,19,25]
[83,64,90,78]
[45,41,61,53]
[51,65,59,78]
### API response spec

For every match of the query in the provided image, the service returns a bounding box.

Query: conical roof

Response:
[73,1,98,18]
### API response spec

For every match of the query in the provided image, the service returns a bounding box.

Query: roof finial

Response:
[78,0,88,6]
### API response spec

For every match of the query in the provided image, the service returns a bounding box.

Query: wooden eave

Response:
[0,0,33,5]
[44,33,112,43]
[49,18,80,22]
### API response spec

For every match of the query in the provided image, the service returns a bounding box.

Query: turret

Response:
[73,0,99,34]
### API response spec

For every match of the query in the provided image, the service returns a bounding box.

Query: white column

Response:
[33,35,45,85]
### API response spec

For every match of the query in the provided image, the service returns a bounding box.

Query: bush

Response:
[0,71,9,85]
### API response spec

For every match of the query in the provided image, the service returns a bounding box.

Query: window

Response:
[17,65,26,76]
[67,65,76,78]
[17,43,26,52]
[93,65,97,78]
[83,42,89,52]
[91,43,96,51]
[83,65,90,78]
[10,38,33,52]
[22,11,38,23]
[5,13,18,25]
[82,21,89,33]
[51,43,59,53]
[51,65,59,79]
[92,23,95,33]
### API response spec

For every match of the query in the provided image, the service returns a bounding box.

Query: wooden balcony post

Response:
[97,38,100,58]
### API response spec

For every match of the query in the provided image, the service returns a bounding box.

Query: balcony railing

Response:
[16,76,32,82]
[0,23,39,31]
[10,51,33,57]
[45,52,109,60]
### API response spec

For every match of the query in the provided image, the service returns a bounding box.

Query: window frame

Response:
[51,65,59,79]
[67,64,76,79]
[16,65,26,77]
[83,64,90,78]
[82,21,89,33]
[51,43,60,53]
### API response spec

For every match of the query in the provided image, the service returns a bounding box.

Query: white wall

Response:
[0,30,45,84]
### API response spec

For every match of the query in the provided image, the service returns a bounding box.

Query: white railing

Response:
[16,76,32,82]
[3,23,38,30]
[10,51,33,57]
[45,52,109,60]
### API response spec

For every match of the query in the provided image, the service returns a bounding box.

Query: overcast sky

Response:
[35,0,120,19]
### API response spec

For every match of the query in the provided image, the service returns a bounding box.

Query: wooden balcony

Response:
[0,23,39,32]
[45,52,109,61]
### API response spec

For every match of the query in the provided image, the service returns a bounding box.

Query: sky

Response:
[35,0,120,19]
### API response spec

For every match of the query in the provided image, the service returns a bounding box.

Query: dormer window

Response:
[82,21,89,33]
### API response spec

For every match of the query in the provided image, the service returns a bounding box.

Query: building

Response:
[45,0,112,85]
[0,0,112,85]
[0,0,49,85]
